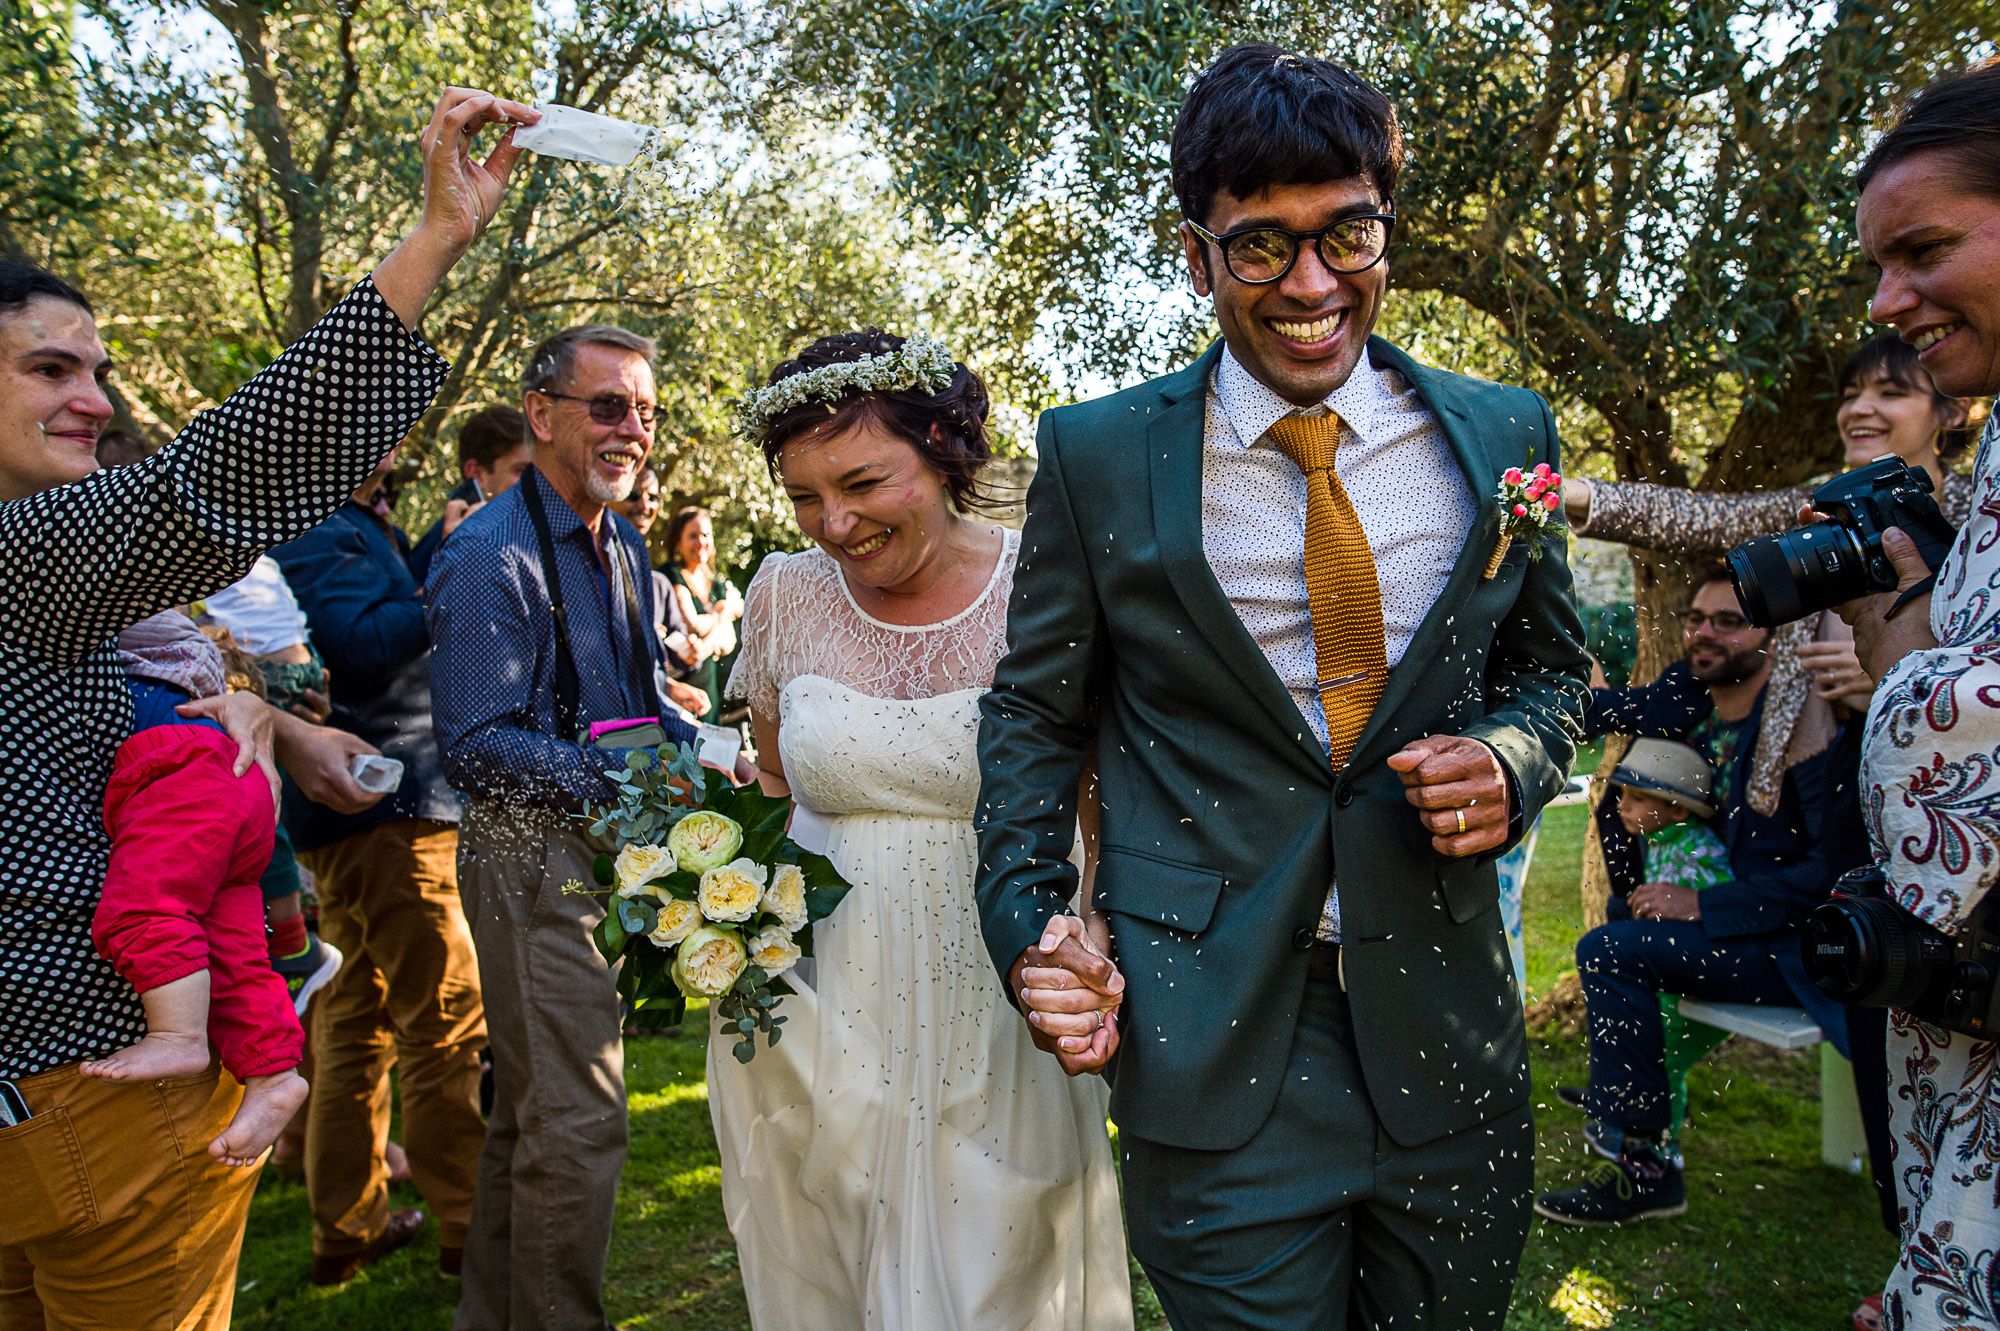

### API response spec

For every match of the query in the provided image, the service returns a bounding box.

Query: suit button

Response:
[1335,781,1354,808]
[1292,928,1315,952]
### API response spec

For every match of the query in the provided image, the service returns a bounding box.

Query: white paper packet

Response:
[510,103,651,167]
[696,722,742,775]
[348,754,405,794]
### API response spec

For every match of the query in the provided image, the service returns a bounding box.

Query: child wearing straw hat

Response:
[1561,738,1732,1164]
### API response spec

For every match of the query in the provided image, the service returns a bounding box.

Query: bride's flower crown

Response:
[734,337,959,441]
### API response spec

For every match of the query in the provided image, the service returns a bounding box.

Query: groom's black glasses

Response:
[1186,213,1397,285]
[532,389,658,428]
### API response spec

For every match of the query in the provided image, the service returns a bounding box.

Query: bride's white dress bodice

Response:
[728,530,1019,821]
[777,677,983,820]
[714,527,1131,1331]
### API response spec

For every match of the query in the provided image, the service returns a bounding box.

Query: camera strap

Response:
[521,467,662,741]
[1886,573,1938,622]
[522,467,583,742]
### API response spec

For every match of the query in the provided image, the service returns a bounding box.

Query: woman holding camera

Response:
[1561,333,1973,765]
[1835,59,2000,1331]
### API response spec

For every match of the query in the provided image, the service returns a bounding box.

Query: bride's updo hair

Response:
[758,330,997,511]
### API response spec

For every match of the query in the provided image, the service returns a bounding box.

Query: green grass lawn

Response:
[233,780,1896,1328]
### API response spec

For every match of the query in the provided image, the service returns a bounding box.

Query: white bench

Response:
[1673,999,1868,1173]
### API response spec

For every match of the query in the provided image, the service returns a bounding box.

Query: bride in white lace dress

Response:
[713,333,1132,1331]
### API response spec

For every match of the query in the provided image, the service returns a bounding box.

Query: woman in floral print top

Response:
[1830,62,2000,1331]
[1562,333,1973,819]
[0,88,541,1327]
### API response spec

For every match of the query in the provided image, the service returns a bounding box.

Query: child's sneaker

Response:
[1533,1137,1687,1227]
[273,934,342,1016]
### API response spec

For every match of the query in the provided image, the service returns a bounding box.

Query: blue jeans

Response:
[1576,920,1793,1137]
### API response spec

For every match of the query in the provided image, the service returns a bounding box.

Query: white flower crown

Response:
[734,337,960,440]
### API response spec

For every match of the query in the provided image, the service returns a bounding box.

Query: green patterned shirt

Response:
[1644,818,1730,891]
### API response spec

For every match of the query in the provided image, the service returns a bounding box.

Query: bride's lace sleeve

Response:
[724,552,791,721]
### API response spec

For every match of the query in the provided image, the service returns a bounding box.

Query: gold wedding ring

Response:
[1454,807,1467,834]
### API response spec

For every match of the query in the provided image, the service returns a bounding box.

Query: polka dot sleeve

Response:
[0,277,447,670]
[0,277,447,1079]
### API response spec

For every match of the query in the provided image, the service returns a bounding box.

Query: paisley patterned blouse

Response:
[1858,417,2000,1331]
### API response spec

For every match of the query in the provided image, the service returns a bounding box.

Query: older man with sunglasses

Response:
[426,324,704,1331]
[1536,561,1846,1228]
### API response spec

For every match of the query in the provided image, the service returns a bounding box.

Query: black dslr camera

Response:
[1726,456,1957,628]
[1803,865,2000,1038]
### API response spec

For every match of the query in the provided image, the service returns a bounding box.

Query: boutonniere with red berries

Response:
[1484,463,1565,579]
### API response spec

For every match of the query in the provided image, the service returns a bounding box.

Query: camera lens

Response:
[1804,895,1951,1008]
[1727,524,1868,628]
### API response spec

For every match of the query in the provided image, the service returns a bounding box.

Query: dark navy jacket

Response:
[1585,661,1848,1055]
[270,500,461,852]
[407,477,478,590]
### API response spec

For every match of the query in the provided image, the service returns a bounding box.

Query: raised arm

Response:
[0,88,537,669]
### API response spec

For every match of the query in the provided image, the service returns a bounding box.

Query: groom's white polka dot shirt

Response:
[0,279,445,1079]
[1202,343,1476,939]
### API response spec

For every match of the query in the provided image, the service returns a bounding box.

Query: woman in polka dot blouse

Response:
[0,88,538,1328]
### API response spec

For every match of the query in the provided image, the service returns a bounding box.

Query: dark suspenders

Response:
[520,466,662,741]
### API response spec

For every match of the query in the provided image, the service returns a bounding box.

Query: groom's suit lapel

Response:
[1346,337,1505,771]
[1140,337,1511,779]
[1147,344,1334,784]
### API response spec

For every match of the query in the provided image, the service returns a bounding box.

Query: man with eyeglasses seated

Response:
[1536,560,1846,1227]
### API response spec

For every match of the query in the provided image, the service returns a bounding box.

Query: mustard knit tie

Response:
[1266,412,1388,770]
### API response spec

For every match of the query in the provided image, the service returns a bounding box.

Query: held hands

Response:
[1387,734,1512,857]
[1010,912,1124,1077]
[1794,641,1875,708]
[1630,881,1702,922]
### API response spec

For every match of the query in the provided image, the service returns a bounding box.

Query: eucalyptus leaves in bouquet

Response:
[580,743,852,1062]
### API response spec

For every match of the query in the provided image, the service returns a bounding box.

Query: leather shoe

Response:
[309,1208,426,1286]
[438,1244,464,1277]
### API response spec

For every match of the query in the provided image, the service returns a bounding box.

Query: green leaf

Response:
[616,896,659,936]
[632,992,686,1027]
[656,870,700,901]
[593,912,626,966]
[592,853,616,888]
[733,1038,756,1064]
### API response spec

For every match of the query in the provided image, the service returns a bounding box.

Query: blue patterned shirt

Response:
[426,470,697,809]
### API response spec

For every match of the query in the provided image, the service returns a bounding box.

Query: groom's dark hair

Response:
[1171,44,1404,226]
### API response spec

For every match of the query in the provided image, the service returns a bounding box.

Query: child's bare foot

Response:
[211,1069,309,1167]
[79,1031,210,1083]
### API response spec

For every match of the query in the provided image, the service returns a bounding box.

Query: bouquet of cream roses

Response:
[579,743,851,1062]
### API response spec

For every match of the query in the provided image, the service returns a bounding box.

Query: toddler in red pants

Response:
[80,609,308,1166]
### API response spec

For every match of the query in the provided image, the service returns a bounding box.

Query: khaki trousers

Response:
[299,817,487,1256]
[0,1062,258,1331]
[452,801,626,1331]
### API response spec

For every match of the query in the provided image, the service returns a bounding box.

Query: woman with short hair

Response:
[0,87,534,1325]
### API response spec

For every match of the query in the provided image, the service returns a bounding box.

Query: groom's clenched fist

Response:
[1010,913,1124,1077]
[1387,734,1514,857]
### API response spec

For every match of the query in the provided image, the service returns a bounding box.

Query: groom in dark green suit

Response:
[974,44,1592,1330]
